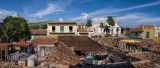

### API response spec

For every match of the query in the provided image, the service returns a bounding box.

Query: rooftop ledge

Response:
[50,32,75,34]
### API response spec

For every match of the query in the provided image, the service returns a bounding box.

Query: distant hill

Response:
[29,21,51,30]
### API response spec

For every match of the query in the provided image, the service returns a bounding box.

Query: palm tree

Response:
[86,19,92,31]
[99,22,105,34]
[116,28,119,37]
[107,16,116,35]
[104,24,110,37]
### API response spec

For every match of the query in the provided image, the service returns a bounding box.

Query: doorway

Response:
[1,50,5,60]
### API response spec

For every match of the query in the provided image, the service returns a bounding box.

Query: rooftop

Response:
[31,29,47,35]
[45,41,80,66]
[32,35,58,47]
[59,36,107,54]
[48,22,77,24]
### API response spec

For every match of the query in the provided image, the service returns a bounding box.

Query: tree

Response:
[3,16,30,42]
[121,27,131,34]
[116,28,119,37]
[86,19,92,31]
[107,16,115,26]
[100,22,105,28]
[107,16,116,36]
[99,22,105,34]
[104,25,111,37]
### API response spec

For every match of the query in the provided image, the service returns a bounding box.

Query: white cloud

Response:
[59,18,63,22]
[0,9,16,22]
[27,0,72,22]
[31,3,64,18]
[92,17,107,24]
[72,1,160,21]
[77,13,160,27]
[71,13,89,21]
[82,13,89,20]
[116,13,160,27]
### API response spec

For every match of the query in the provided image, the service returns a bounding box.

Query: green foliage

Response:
[29,21,47,30]
[86,19,92,27]
[100,22,105,28]
[2,16,30,42]
[107,16,115,26]
[116,28,119,32]
[104,25,110,35]
[0,24,3,37]
[105,34,111,37]
[121,27,131,33]
[78,25,82,29]
[116,28,119,37]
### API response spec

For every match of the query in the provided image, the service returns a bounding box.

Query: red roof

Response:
[37,42,57,45]
[77,28,88,33]
[32,35,58,47]
[0,43,12,47]
[31,29,47,35]
[15,42,31,47]
[14,38,31,47]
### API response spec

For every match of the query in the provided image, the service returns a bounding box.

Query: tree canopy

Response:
[121,27,131,33]
[99,22,105,28]
[86,19,92,27]
[104,25,110,34]
[2,16,30,42]
[29,21,47,30]
[107,16,115,26]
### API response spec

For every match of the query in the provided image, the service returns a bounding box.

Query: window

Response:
[52,26,55,32]
[146,32,150,38]
[60,26,64,32]
[69,26,73,32]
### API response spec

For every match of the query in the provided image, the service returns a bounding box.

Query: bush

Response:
[105,34,111,37]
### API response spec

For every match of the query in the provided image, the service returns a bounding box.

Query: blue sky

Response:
[0,0,160,27]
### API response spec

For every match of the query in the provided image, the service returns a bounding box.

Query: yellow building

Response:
[47,22,78,36]
[128,25,154,39]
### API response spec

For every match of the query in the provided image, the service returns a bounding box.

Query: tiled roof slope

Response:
[31,29,47,35]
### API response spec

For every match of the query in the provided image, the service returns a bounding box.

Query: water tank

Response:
[86,55,93,64]
[27,55,36,66]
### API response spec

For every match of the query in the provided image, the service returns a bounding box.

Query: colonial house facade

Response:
[127,25,154,39]
[47,22,78,36]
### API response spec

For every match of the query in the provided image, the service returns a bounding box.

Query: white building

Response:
[107,22,121,36]
[89,20,121,37]
[89,24,105,36]
[154,26,160,37]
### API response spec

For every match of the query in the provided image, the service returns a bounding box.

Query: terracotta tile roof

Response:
[14,38,31,47]
[45,41,80,66]
[31,29,47,35]
[15,42,31,47]
[130,29,143,33]
[0,43,12,47]
[32,35,58,47]
[59,36,107,54]
[132,61,157,68]
[98,37,123,46]
[77,28,88,33]
[130,52,160,62]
